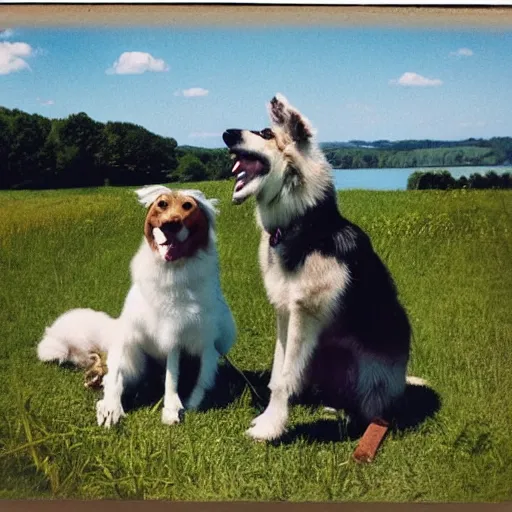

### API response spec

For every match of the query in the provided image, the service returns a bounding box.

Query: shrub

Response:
[407,170,511,190]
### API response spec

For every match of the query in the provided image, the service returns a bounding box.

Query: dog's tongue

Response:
[165,242,187,262]
[232,157,265,176]
[153,227,188,262]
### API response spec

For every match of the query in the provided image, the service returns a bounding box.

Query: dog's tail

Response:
[406,375,429,387]
[37,308,116,368]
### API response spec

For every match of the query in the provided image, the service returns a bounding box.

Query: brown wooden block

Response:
[352,419,389,463]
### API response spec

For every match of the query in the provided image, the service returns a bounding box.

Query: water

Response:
[333,166,512,191]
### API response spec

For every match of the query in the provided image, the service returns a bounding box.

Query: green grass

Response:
[0,182,511,501]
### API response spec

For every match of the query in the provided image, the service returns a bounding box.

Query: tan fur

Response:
[84,352,108,389]
[251,126,333,232]
[259,234,349,322]
[144,192,208,252]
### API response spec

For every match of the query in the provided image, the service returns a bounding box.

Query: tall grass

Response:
[0,183,511,501]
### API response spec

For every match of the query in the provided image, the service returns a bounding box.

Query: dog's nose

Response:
[222,129,242,148]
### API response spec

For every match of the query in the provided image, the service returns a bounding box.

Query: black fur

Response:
[271,185,411,363]
[270,96,286,124]
[222,129,243,147]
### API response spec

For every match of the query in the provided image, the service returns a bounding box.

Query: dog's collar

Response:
[266,215,319,249]
[268,227,283,247]
[267,218,301,247]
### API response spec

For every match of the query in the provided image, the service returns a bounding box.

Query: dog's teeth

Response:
[232,160,241,173]
[153,227,167,245]
[237,171,246,180]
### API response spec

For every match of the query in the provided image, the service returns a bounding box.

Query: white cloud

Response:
[189,131,221,138]
[175,87,209,98]
[0,41,32,75]
[450,48,473,57]
[389,72,443,87]
[37,97,54,106]
[0,29,14,39]
[106,51,168,75]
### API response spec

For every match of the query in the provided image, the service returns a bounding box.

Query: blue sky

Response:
[1,26,511,148]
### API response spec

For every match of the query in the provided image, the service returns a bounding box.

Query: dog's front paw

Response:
[246,411,286,442]
[162,406,184,425]
[96,399,125,428]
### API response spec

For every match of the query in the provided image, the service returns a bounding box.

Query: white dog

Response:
[37,185,236,427]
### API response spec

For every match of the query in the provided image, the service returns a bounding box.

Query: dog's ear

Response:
[268,93,314,144]
[135,185,173,208]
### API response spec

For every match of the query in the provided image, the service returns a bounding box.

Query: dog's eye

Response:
[157,200,168,209]
[260,128,274,140]
[182,201,193,211]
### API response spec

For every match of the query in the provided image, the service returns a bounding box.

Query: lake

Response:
[333,166,512,191]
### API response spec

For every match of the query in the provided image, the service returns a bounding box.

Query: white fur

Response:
[37,186,236,428]
[406,375,428,387]
[37,308,115,367]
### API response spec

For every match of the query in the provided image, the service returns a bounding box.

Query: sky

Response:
[1,25,511,148]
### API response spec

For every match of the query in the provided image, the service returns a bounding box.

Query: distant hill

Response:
[319,137,512,169]
[320,138,512,152]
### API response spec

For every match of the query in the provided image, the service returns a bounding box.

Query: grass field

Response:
[0,182,511,501]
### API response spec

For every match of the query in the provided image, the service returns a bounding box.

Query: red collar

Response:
[268,227,283,247]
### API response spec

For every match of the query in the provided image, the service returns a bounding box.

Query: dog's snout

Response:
[222,129,242,148]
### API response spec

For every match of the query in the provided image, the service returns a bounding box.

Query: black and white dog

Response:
[223,94,424,441]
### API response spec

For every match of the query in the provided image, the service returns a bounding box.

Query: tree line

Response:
[322,145,507,170]
[0,107,232,190]
[1,106,511,189]
[407,170,512,190]
[321,137,512,165]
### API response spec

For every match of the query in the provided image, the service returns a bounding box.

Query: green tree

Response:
[457,176,469,189]
[434,170,456,190]
[102,122,177,185]
[175,154,208,182]
[0,111,11,188]
[484,171,501,189]
[407,171,423,190]
[49,113,105,187]
[468,173,486,189]
[7,109,51,187]
[499,172,511,188]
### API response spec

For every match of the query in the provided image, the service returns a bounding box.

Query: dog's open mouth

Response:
[153,227,189,262]
[230,150,269,193]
